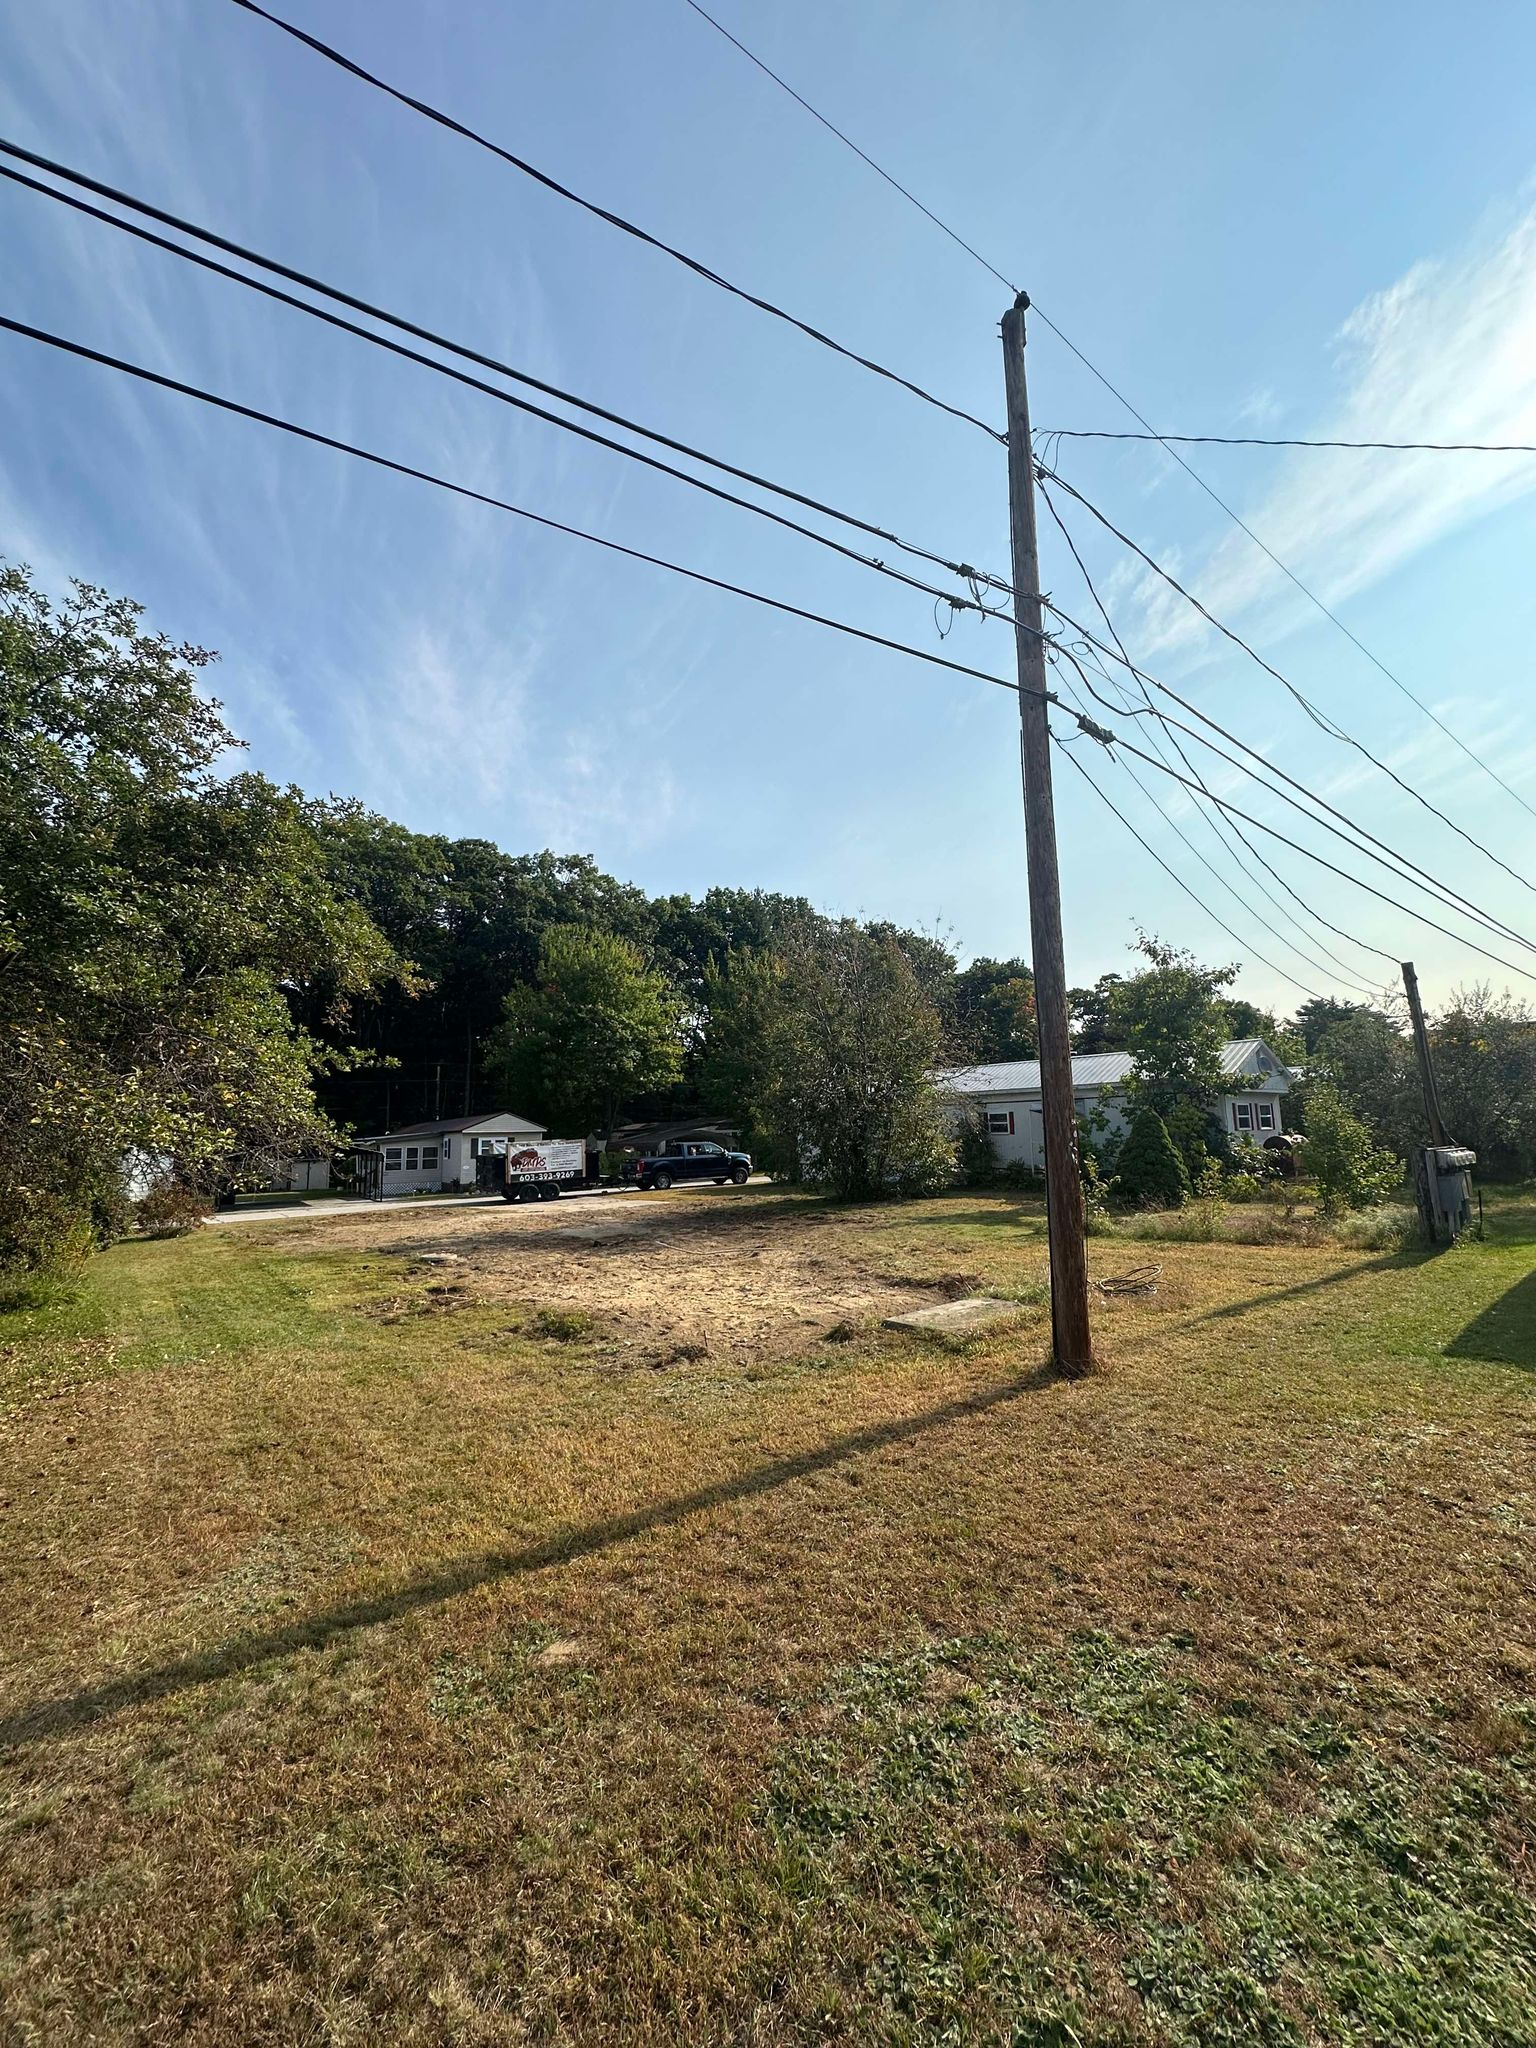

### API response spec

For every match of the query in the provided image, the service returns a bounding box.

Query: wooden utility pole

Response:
[1401,960,1448,1146]
[1001,293,1094,1374]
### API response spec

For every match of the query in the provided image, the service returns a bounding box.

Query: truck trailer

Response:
[501,1139,586,1202]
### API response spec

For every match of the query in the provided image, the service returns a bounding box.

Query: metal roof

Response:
[939,1039,1287,1096]
[354,1111,546,1142]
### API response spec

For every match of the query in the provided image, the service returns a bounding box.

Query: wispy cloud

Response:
[1133,192,1536,655]
[1235,386,1283,428]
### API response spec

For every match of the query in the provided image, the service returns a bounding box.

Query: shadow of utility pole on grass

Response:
[1444,1266,1536,1370]
[1190,1253,1414,1324]
[0,1368,1055,1750]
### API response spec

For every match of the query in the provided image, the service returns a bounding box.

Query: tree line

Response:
[4,563,1533,1282]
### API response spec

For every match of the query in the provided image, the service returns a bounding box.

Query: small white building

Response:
[352,1111,548,1198]
[939,1038,1292,1172]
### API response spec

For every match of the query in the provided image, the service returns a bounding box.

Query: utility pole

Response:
[1002,293,1094,1375]
[1401,961,1448,1146]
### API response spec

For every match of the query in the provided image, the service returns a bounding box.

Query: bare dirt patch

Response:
[307,1194,950,1361]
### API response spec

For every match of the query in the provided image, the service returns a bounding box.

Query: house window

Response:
[442,1136,453,1159]
[1233,1102,1255,1132]
[472,1136,506,1158]
[405,1146,420,1169]
[1256,1101,1276,1132]
[421,1145,439,1169]
[384,1146,402,1169]
[985,1110,1015,1136]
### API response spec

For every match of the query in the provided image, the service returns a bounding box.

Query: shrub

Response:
[1302,1083,1403,1216]
[890,1106,960,1197]
[135,1180,211,1237]
[1081,1153,1116,1234]
[999,1158,1044,1193]
[955,1110,999,1188]
[1114,1108,1190,1209]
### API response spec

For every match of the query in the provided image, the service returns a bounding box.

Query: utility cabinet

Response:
[1418,1145,1476,1243]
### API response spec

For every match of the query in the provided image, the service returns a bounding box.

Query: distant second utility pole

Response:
[1001,292,1094,1375]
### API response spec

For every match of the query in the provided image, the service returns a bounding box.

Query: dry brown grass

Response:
[0,1186,1533,2043]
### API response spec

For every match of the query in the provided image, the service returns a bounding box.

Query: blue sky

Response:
[3,0,1535,1014]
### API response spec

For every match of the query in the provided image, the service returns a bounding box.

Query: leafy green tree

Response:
[485,924,683,1136]
[697,948,796,1174]
[1069,973,1125,1052]
[708,921,952,1199]
[956,957,1037,1061]
[0,562,398,1273]
[1307,1007,1420,1160]
[1431,987,1536,1175]
[1114,1108,1190,1208]
[651,886,819,1014]
[1292,996,1372,1054]
[865,922,961,1034]
[1110,936,1240,1178]
[1301,1082,1403,1215]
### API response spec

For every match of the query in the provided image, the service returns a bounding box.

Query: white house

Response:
[939,1038,1292,1172]
[351,1111,548,1198]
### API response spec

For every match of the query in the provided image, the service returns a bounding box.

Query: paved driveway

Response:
[212,1181,766,1227]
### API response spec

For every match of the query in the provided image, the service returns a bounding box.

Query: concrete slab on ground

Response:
[883,1296,1024,1336]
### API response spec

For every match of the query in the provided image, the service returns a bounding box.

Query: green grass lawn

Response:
[1,1188,1533,2044]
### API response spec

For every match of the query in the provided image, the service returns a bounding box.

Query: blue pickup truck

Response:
[632,1140,752,1192]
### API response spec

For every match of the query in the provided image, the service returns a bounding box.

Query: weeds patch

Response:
[532,1305,597,1342]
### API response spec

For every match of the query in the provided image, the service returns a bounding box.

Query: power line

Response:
[11,305,1532,986]
[1086,721,1536,987]
[1039,463,1536,899]
[225,0,1006,444]
[0,138,1013,600]
[1052,659,1383,998]
[678,0,1015,294]
[1041,427,1536,455]
[1053,739,1326,1000]
[1050,669,1339,998]
[1061,639,1394,996]
[1032,501,1536,957]
[1037,476,1398,985]
[674,0,1536,825]
[1029,328,1536,827]
[0,310,1025,699]
[0,156,1006,626]
[1045,615,1536,960]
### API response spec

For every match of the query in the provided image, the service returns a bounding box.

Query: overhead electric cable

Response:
[1084,723,1536,986]
[676,0,1536,823]
[224,0,1006,443]
[1053,739,1326,1000]
[1050,668,1344,996]
[1039,463,1536,898]
[1064,641,1393,996]
[1037,476,1398,985]
[0,139,1012,600]
[679,0,1015,293]
[0,311,1024,698]
[10,306,1531,984]
[1040,596,1536,957]
[0,158,1004,622]
[1041,428,1536,455]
